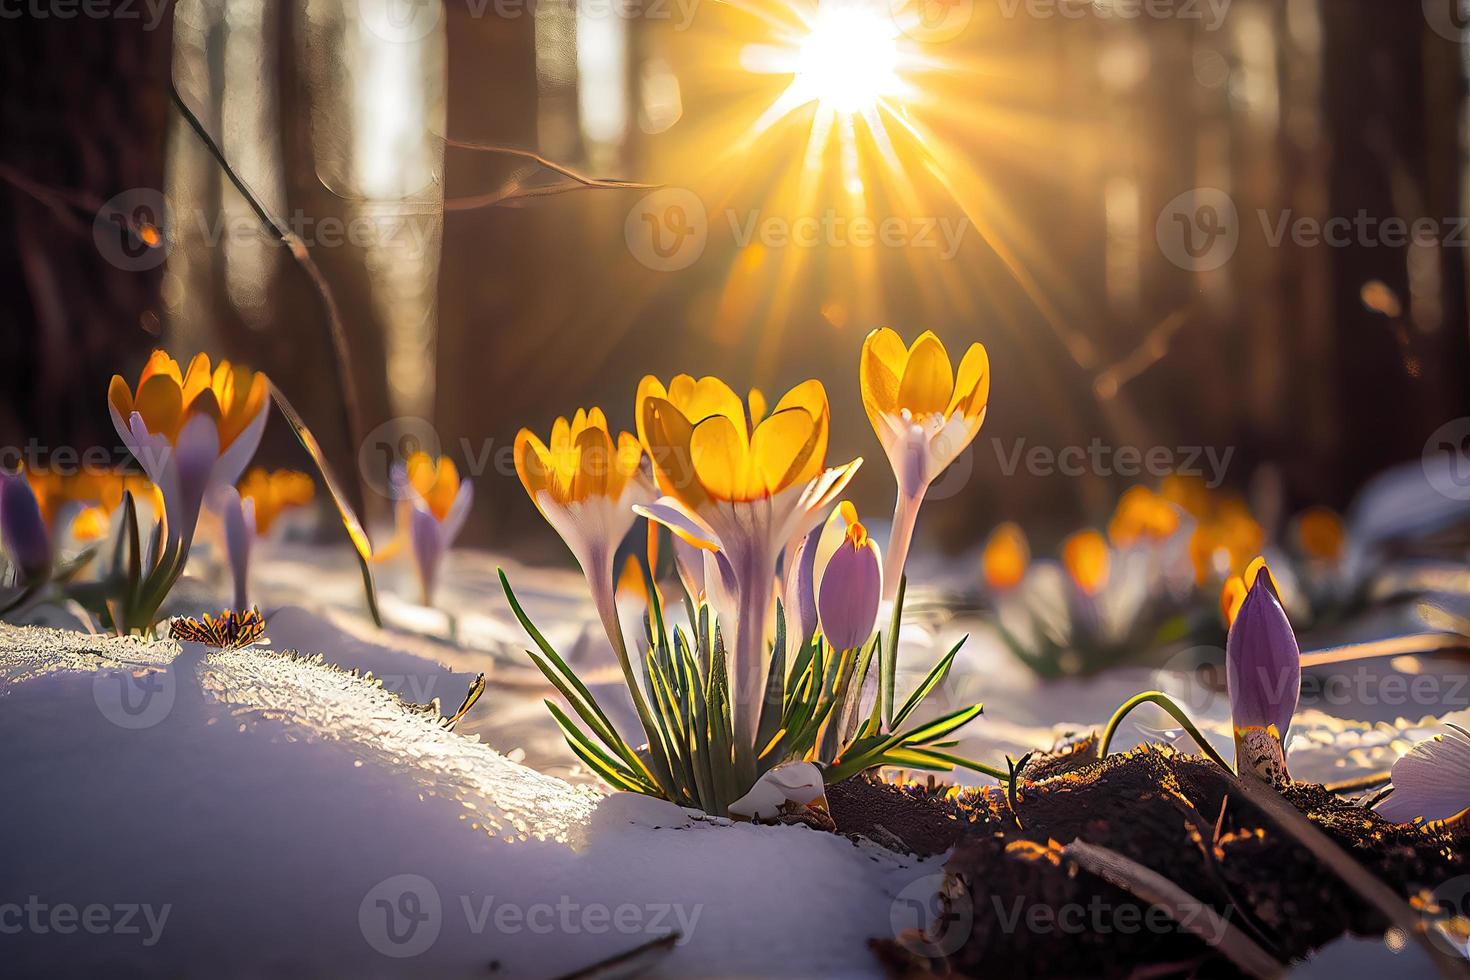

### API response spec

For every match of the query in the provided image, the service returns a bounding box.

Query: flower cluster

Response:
[505,329,995,812]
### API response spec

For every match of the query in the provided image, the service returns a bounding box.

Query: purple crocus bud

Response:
[816,513,882,653]
[0,470,51,584]
[1375,724,1470,825]
[1225,567,1300,783]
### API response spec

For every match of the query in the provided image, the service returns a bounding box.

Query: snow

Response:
[0,617,941,978]
[4,539,1463,975]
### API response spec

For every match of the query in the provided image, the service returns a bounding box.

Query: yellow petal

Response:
[750,407,819,497]
[747,388,767,427]
[859,327,907,424]
[181,352,213,405]
[947,342,990,420]
[641,396,703,506]
[138,349,181,387]
[1220,576,1247,627]
[108,375,134,419]
[134,373,184,442]
[634,376,669,451]
[682,376,746,428]
[897,331,954,418]
[427,458,460,521]
[219,371,267,449]
[514,429,556,507]
[570,426,613,502]
[689,414,750,501]
[608,431,644,500]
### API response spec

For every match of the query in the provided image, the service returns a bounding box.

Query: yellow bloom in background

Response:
[18,466,160,544]
[859,328,989,600]
[981,522,1030,592]
[635,374,859,769]
[1294,506,1345,563]
[1188,497,1265,586]
[108,350,270,550]
[1062,529,1110,597]
[395,452,473,607]
[238,468,315,536]
[1219,556,1267,628]
[1107,486,1182,548]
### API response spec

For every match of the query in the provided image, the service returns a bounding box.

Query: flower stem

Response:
[585,548,675,793]
[882,490,922,605]
[1099,690,1233,773]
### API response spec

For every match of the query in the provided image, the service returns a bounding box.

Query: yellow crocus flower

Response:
[634,374,859,767]
[107,350,269,549]
[859,328,989,600]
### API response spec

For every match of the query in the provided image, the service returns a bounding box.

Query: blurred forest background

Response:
[0,0,1467,564]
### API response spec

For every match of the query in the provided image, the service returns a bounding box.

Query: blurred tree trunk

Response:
[0,11,174,457]
[1322,0,1470,497]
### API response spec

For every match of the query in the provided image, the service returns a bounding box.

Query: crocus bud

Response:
[0,470,51,583]
[1225,566,1300,783]
[816,512,882,652]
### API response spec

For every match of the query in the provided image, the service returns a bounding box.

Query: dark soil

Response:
[827,744,1469,978]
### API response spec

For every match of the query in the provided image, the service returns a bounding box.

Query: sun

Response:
[790,4,905,115]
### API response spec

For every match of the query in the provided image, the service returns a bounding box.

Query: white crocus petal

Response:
[171,412,222,553]
[728,761,828,821]
[219,486,254,611]
[409,504,445,606]
[212,395,270,490]
[122,411,174,488]
[671,532,707,601]
[781,529,818,656]
[634,498,721,553]
[1376,726,1470,824]
[440,479,474,547]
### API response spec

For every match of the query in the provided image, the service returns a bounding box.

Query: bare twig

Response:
[437,137,656,211]
[167,78,369,519]
[1063,839,1285,980]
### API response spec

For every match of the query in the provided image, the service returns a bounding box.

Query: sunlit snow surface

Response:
[0,619,937,978]
[3,538,1466,976]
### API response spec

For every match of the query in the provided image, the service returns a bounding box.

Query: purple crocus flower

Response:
[1225,567,1300,782]
[816,509,882,653]
[1375,724,1470,825]
[391,455,473,608]
[0,470,51,584]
